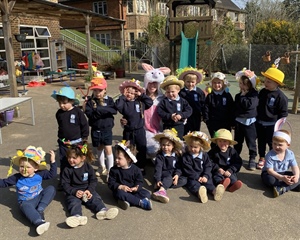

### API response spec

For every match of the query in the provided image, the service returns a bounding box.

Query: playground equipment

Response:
[166,0,216,74]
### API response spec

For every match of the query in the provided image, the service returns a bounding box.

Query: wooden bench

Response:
[47,70,76,83]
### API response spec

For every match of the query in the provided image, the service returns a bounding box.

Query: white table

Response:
[0,97,35,144]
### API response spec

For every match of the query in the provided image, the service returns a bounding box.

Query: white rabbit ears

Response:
[273,117,292,144]
[141,63,171,75]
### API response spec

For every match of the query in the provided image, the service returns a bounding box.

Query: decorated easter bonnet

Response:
[235,68,260,89]
[210,129,237,145]
[115,140,137,163]
[176,67,204,84]
[51,86,79,105]
[261,66,284,86]
[211,72,229,85]
[183,131,211,152]
[273,117,292,144]
[160,75,184,90]
[8,146,47,176]
[153,128,184,151]
[89,77,107,90]
[119,79,145,94]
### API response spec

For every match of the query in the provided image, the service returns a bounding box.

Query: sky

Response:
[232,0,248,9]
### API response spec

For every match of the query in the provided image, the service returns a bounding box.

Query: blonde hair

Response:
[165,84,181,91]
[273,129,291,143]
[186,138,205,151]
[183,73,197,82]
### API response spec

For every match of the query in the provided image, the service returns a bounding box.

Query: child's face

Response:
[211,79,224,92]
[239,80,249,92]
[216,139,230,152]
[187,142,201,155]
[58,99,73,111]
[124,87,138,101]
[93,89,106,99]
[160,138,174,155]
[19,159,38,177]
[115,151,130,168]
[147,82,158,94]
[67,153,85,168]
[272,140,289,155]
[165,85,180,100]
[184,78,197,91]
[264,78,279,91]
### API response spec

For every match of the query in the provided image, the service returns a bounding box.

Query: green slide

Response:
[179,31,198,69]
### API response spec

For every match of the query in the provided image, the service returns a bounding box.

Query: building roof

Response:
[215,0,244,12]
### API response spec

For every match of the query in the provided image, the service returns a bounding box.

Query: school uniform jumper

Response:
[108,164,150,207]
[0,162,57,226]
[61,162,106,216]
[208,146,242,185]
[84,95,117,147]
[157,96,193,139]
[115,93,153,169]
[154,152,187,189]
[56,107,89,177]
[203,90,235,138]
[181,151,215,195]
[234,89,259,160]
[261,149,300,191]
[179,87,206,134]
[256,88,288,158]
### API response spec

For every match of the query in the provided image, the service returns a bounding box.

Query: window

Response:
[137,0,147,14]
[127,0,133,13]
[138,32,146,38]
[93,1,107,15]
[158,0,167,15]
[129,32,135,45]
[234,13,239,22]
[95,33,111,46]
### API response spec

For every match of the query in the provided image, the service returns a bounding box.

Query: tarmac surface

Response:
[0,73,300,240]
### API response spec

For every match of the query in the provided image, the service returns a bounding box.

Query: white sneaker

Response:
[214,184,225,201]
[65,215,88,228]
[36,222,50,235]
[198,186,208,203]
[96,208,119,220]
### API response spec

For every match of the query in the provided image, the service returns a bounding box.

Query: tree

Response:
[143,14,167,47]
[283,0,300,21]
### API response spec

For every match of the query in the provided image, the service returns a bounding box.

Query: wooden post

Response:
[84,14,93,78]
[291,51,300,114]
[0,0,18,97]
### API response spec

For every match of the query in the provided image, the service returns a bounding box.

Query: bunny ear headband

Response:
[273,117,292,144]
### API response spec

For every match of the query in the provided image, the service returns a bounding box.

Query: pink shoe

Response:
[152,189,169,203]
[220,178,231,190]
[228,180,243,192]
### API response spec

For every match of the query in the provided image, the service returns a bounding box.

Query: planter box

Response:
[77,62,98,69]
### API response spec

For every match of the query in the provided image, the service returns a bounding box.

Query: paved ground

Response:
[0,73,300,240]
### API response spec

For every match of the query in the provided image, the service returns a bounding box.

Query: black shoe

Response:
[247,159,256,171]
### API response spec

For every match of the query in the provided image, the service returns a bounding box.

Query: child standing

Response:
[51,86,89,188]
[256,67,288,169]
[234,69,259,170]
[116,79,153,174]
[208,129,243,192]
[108,140,152,210]
[152,129,186,203]
[0,146,56,235]
[261,121,299,197]
[61,143,118,228]
[157,75,193,139]
[178,67,206,134]
[84,77,117,177]
[182,131,225,203]
[203,72,234,138]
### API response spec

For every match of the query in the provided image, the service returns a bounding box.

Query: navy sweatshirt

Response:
[115,93,153,131]
[235,89,259,118]
[179,87,205,117]
[257,88,288,123]
[56,107,89,141]
[84,96,117,131]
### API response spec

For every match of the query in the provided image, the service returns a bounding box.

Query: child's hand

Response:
[130,185,139,192]
[118,185,131,192]
[224,171,231,177]
[282,175,294,185]
[120,117,128,126]
[218,168,225,175]
[175,114,182,121]
[135,89,141,97]
[198,176,207,183]
[83,190,92,199]
[172,175,179,185]
[76,190,84,199]
[156,181,163,188]
[49,150,56,163]
[171,113,177,122]
[292,175,299,184]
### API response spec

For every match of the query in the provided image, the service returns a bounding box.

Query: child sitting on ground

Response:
[108,140,152,210]
[182,131,225,203]
[61,143,118,228]
[0,146,56,235]
[208,129,243,192]
[261,118,300,197]
[152,128,186,203]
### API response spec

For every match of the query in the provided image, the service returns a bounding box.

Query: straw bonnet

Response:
[160,75,184,90]
[261,67,285,86]
[183,131,211,152]
[10,146,47,174]
[115,140,137,163]
[51,86,79,105]
[119,79,145,94]
[153,128,184,151]
[235,68,260,89]
[210,129,237,145]
[89,77,107,90]
[176,67,204,84]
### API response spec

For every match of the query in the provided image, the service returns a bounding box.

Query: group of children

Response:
[0,65,299,236]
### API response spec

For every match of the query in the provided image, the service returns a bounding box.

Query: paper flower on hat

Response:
[116,140,137,163]
[235,67,260,89]
[176,67,205,83]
